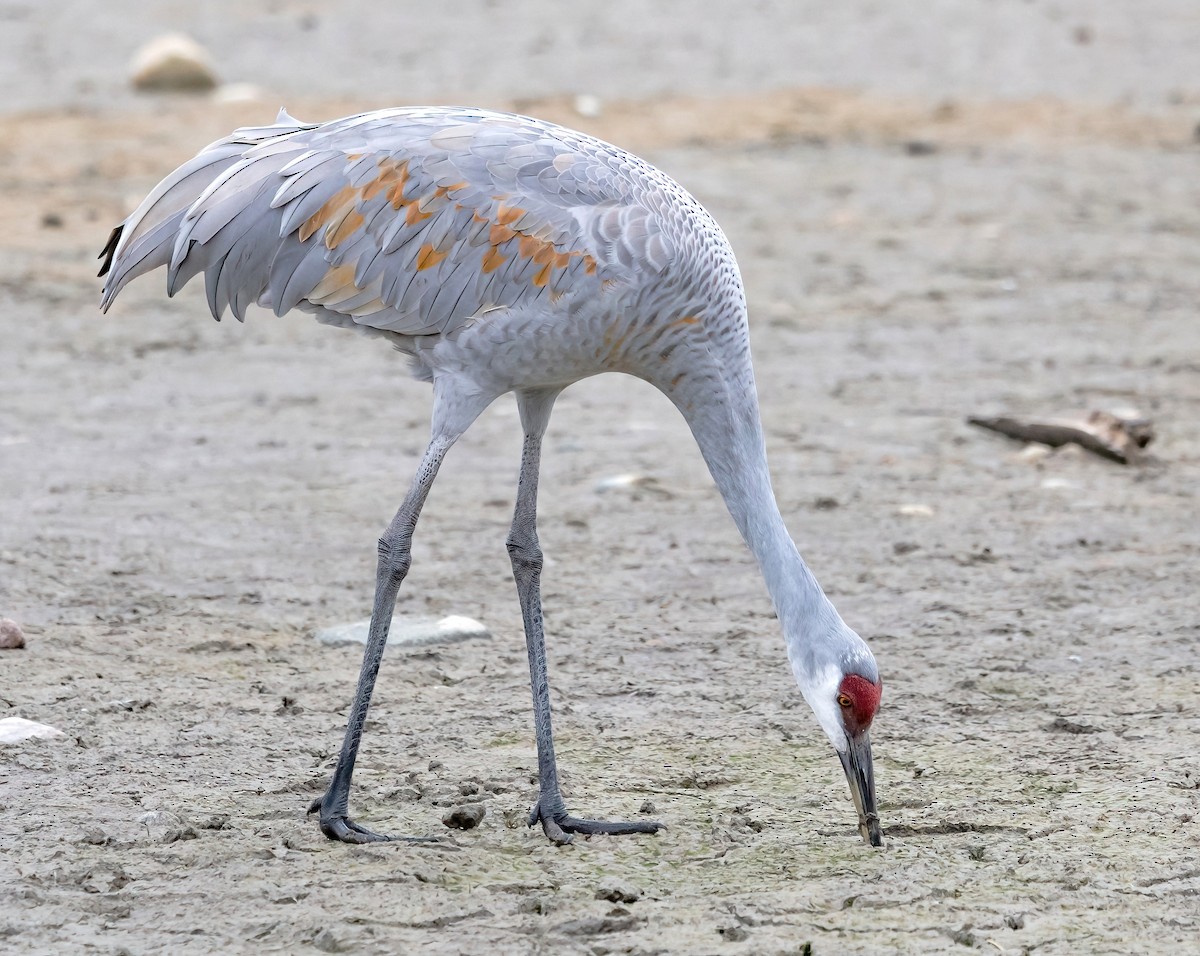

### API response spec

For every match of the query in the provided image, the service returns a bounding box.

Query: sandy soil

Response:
[3,5,1200,955]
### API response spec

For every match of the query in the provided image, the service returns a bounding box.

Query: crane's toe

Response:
[314,812,449,845]
[309,793,445,845]
[320,815,395,844]
[528,801,664,845]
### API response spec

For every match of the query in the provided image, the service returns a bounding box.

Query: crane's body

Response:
[100,107,883,847]
[101,107,743,400]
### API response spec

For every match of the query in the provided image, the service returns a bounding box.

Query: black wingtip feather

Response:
[97,225,123,277]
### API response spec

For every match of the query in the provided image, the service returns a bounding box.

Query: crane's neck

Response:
[669,358,844,675]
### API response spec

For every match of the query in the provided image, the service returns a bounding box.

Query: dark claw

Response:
[322,816,395,844]
[309,792,443,845]
[308,792,391,843]
[528,801,665,845]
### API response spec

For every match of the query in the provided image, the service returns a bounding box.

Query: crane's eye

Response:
[837,693,852,709]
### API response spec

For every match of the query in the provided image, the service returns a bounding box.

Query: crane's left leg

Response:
[307,433,454,844]
[309,377,489,844]
[509,388,664,845]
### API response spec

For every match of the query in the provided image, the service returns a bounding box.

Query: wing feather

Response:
[101,106,679,335]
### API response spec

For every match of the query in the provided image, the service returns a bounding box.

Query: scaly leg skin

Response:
[509,389,665,846]
[308,433,458,844]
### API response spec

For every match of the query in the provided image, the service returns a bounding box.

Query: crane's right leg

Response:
[510,389,664,844]
[308,430,458,844]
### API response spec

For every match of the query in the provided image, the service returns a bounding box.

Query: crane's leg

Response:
[310,385,480,844]
[510,389,664,845]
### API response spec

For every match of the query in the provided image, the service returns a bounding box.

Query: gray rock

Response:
[312,928,348,953]
[595,879,642,903]
[315,614,490,652]
[0,717,64,744]
[136,809,192,843]
[0,618,25,649]
[130,34,217,92]
[442,803,486,830]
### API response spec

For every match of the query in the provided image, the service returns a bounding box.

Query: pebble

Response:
[1016,443,1052,463]
[0,618,24,649]
[594,473,672,497]
[135,809,199,843]
[311,928,348,953]
[129,34,218,92]
[897,503,934,517]
[442,803,485,830]
[315,614,490,651]
[573,94,603,119]
[595,879,642,903]
[0,716,64,744]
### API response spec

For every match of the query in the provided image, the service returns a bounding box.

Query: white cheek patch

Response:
[791,661,846,751]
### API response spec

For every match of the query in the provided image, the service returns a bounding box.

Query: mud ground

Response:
[2,4,1200,954]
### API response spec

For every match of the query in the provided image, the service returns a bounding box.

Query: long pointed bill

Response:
[838,731,882,846]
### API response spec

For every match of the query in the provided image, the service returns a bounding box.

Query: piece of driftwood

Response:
[968,411,1154,464]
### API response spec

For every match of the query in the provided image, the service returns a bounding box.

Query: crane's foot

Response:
[528,799,665,845]
[308,793,392,843]
[307,793,442,845]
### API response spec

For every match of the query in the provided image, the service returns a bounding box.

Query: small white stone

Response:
[1040,477,1076,490]
[1015,443,1051,463]
[573,94,603,119]
[0,717,64,744]
[596,472,644,491]
[434,615,490,638]
[897,503,934,517]
[315,614,491,652]
[130,34,218,92]
[594,473,671,497]
[136,809,179,833]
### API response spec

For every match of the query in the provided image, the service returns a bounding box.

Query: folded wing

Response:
[100,107,677,337]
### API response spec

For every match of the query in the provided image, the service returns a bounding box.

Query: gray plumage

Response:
[102,107,676,337]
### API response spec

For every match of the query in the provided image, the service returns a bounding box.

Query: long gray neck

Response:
[670,358,843,673]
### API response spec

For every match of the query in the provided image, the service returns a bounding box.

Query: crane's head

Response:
[789,623,883,846]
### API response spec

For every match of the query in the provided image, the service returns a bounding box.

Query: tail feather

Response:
[99,112,315,313]
[97,225,122,277]
[99,145,248,311]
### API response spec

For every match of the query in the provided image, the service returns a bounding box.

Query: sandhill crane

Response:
[100,107,883,847]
